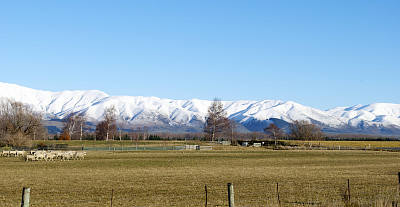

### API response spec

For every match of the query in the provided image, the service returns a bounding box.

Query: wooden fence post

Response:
[398,172,400,201]
[347,179,351,203]
[228,183,235,207]
[277,183,281,206]
[205,185,208,207]
[110,189,114,207]
[21,187,30,207]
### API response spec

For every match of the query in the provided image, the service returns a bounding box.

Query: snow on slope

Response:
[1,82,400,133]
[224,100,347,127]
[83,96,210,125]
[327,103,400,127]
[0,82,108,119]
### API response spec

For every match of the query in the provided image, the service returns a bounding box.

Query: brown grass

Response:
[1,147,400,206]
[286,140,400,148]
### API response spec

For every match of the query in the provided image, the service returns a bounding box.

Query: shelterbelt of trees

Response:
[4,98,393,148]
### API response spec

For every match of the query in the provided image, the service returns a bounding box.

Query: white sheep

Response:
[16,151,26,157]
[25,155,36,162]
[54,151,63,159]
[75,151,86,160]
[1,150,10,157]
[35,153,46,161]
[9,150,17,157]
[45,153,56,161]
[35,150,46,155]
[60,153,72,161]
[67,151,77,157]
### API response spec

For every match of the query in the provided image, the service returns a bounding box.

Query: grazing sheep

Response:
[16,151,26,157]
[60,153,72,161]
[35,150,46,155]
[67,151,77,158]
[1,150,10,157]
[35,153,46,161]
[25,155,36,162]
[75,151,86,160]
[19,150,85,162]
[9,150,17,157]
[45,153,56,161]
[54,151,63,159]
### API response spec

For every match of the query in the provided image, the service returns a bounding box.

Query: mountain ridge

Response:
[1,82,400,134]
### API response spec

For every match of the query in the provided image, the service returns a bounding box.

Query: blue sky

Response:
[1,1,399,110]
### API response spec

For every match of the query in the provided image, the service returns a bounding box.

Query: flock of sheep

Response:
[1,150,86,161]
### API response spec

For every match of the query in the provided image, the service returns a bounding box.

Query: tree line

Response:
[0,98,46,147]
[203,98,325,142]
[1,98,327,147]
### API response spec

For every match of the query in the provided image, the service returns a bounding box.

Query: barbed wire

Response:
[29,198,105,205]
[4,178,400,206]
[0,202,20,206]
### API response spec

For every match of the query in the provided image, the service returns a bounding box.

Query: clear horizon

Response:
[1,1,399,110]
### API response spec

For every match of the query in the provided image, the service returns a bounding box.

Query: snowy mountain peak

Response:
[0,82,400,134]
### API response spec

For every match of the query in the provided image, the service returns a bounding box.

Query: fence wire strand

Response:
[6,177,400,206]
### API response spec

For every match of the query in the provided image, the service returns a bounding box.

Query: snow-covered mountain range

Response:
[1,82,400,134]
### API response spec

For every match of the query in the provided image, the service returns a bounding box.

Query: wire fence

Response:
[83,146,181,151]
[81,144,213,151]
[4,142,400,153]
[4,175,400,207]
[1,144,210,152]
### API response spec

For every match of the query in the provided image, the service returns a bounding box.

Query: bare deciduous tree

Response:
[289,120,325,140]
[77,114,87,141]
[228,119,237,142]
[134,126,142,140]
[203,98,230,142]
[117,122,123,141]
[142,126,149,140]
[103,105,117,141]
[62,112,78,139]
[62,112,87,140]
[95,121,108,140]
[264,123,285,145]
[0,98,45,146]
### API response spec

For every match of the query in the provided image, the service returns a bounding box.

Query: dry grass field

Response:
[1,144,400,206]
[286,140,400,149]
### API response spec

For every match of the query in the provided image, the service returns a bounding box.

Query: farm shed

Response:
[221,141,232,146]
[237,140,287,147]
[237,140,273,147]
[184,145,199,150]
[183,145,212,150]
